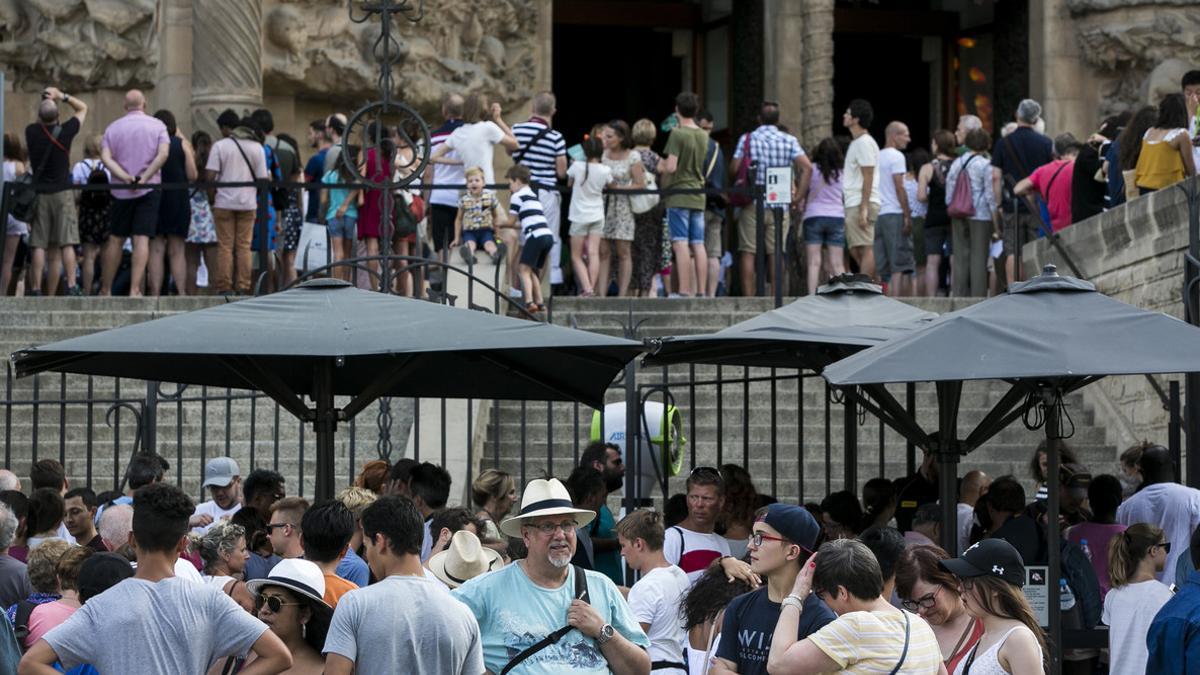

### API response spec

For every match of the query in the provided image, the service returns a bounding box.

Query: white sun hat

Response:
[428,530,504,588]
[498,478,595,538]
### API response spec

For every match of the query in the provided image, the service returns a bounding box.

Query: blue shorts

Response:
[327,215,357,240]
[667,207,705,244]
[803,217,846,247]
[461,228,495,247]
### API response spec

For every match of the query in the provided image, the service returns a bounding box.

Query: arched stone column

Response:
[191,0,264,136]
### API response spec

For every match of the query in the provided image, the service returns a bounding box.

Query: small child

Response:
[617,510,690,673]
[452,166,504,266]
[566,137,611,296]
[320,145,361,281]
[500,164,554,314]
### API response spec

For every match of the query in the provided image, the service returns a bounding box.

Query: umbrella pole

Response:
[935,381,961,556]
[314,361,337,502]
[843,388,857,492]
[1043,387,1063,675]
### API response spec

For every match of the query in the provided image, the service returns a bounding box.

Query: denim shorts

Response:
[461,228,495,247]
[803,216,846,247]
[667,207,705,244]
[327,215,357,240]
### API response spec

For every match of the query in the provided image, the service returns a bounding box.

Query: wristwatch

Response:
[61,93,69,102]
[595,623,615,646]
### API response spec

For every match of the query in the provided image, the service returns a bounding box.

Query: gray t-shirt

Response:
[324,574,483,675]
[0,554,31,609]
[43,576,267,672]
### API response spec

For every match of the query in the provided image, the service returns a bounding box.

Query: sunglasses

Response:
[689,466,722,481]
[255,594,305,613]
[1156,541,1173,553]
[265,523,292,533]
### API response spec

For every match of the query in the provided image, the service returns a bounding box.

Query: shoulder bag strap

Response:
[500,565,591,675]
[1043,161,1069,198]
[30,125,63,179]
[1003,134,1029,178]
[231,138,261,181]
[886,611,911,675]
[705,141,720,179]
[513,124,553,166]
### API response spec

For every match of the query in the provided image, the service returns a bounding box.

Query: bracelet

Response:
[781,594,805,612]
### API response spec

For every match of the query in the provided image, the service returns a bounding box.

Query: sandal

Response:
[525,301,543,314]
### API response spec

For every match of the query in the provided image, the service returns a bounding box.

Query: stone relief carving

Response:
[0,0,158,90]
[262,0,538,117]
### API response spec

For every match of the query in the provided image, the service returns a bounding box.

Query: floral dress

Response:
[187,190,218,244]
[602,152,637,241]
[632,148,665,292]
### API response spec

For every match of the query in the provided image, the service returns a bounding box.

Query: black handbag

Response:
[9,125,62,222]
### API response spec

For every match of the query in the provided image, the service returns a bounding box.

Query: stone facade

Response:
[1023,176,1198,448]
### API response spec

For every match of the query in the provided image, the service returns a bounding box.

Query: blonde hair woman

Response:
[1102,523,1173,674]
[471,469,516,541]
[630,118,666,297]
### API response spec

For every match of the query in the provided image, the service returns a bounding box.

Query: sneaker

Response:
[508,287,524,298]
[27,289,42,297]
[459,244,473,266]
[65,285,83,297]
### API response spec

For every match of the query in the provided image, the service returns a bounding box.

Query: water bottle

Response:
[1059,578,1076,611]
[1081,539,1092,562]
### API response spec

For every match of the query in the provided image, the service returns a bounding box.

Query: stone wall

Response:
[1022,176,1197,448]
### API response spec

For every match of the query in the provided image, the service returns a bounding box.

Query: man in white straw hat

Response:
[323,495,483,675]
[429,530,504,589]
[454,478,650,675]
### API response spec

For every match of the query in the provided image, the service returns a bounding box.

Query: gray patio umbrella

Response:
[642,274,935,489]
[10,279,643,499]
[823,264,1200,674]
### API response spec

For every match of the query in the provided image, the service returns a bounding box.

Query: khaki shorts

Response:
[736,206,790,255]
[844,201,880,249]
[568,220,604,238]
[29,190,80,248]
[704,211,723,257]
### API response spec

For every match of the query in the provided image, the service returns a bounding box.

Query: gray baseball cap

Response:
[202,457,240,488]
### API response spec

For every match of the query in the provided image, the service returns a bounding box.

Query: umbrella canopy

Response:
[643,275,936,370]
[11,279,642,408]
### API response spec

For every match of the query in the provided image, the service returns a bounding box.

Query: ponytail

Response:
[1107,523,1163,588]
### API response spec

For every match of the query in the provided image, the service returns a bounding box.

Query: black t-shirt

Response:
[991,127,1053,213]
[25,117,81,186]
[1071,144,1106,224]
[892,471,939,532]
[991,515,1044,564]
[715,587,836,674]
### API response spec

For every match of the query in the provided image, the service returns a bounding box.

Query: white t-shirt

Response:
[566,160,612,225]
[1117,482,1200,582]
[445,121,505,185]
[71,159,109,185]
[627,565,690,673]
[877,147,907,215]
[843,133,882,207]
[1102,579,1173,675]
[663,526,732,585]
[190,500,242,535]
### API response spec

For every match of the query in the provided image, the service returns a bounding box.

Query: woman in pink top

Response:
[801,138,847,294]
[25,545,91,648]
[1066,474,1126,599]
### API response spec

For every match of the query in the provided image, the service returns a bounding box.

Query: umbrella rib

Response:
[847,384,932,449]
[962,382,1034,453]
[219,356,312,421]
[341,356,418,420]
[11,351,91,378]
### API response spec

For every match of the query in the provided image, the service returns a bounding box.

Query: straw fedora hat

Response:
[428,530,504,588]
[499,478,595,538]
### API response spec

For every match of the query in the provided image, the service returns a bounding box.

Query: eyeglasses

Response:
[901,585,943,612]
[1156,541,1173,553]
[749,532,787,548]
[255,594,305,613]
[526,521,577,535]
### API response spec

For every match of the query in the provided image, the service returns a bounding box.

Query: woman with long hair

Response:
[944,127,996,297]
[186,130,218,295]
[718,464,758,558]
[630,118,666,297]
[1028,439,1079,502]
[1115,106,1158,203]
[896,544,983,673]
[917,129,956,297]
[941,538,1046,674]
[243,559,332,675]
[681,556,754,675]
[801,137,847,294]
[70,134,110,295]
[2,132,28,295]
[471,469,516,541]
[598,119,646,297]
[1134,93,1196,195]
[1102,523,1173,674]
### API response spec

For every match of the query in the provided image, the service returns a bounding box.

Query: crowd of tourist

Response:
[0,435,1187,673]
[3,71,1197,301]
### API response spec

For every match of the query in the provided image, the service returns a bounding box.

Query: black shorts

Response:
[110,192,161,238]
[430,204,457,251]
[520,234,554,270]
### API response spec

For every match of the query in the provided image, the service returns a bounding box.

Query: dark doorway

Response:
[832,33,932,149]
[552,24,682,148]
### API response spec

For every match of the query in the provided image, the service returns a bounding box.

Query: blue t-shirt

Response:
[715,587,836,674]
[1148,570,1200,673]
[453,562,649,674]
[305,149,328,222]
[592,505,622,586]
[337,548,370,587]
[322,170,357,221]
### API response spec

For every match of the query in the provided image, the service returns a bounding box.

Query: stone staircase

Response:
[0,295,1119,505]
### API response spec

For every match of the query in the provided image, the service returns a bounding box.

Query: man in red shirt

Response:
[1014,133,1081,232]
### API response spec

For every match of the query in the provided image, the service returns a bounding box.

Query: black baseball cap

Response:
[78,552,134,603]
[758,503,821,551]
[939,538,1025,588]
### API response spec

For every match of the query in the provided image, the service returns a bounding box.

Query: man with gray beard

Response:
[454,478,650,675]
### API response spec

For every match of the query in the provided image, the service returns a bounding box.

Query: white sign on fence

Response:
[765,167,792,206]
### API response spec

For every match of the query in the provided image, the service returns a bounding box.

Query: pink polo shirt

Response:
[101,110,169,200]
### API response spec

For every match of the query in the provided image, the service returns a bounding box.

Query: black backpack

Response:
[80,160,110,210]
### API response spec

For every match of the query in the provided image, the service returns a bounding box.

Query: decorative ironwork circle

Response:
[340,100,432,190]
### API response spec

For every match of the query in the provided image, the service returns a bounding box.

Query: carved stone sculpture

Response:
[191,0,264,135]
[0,0,158,90]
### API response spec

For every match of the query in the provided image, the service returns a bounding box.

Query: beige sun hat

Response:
[428,530,504,588]
[498,478,595,538]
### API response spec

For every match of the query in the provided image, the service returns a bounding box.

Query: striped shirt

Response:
[512,118,565,188]
[429,119,465,208]
[509,186,551,241]
[806,609,942,673]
